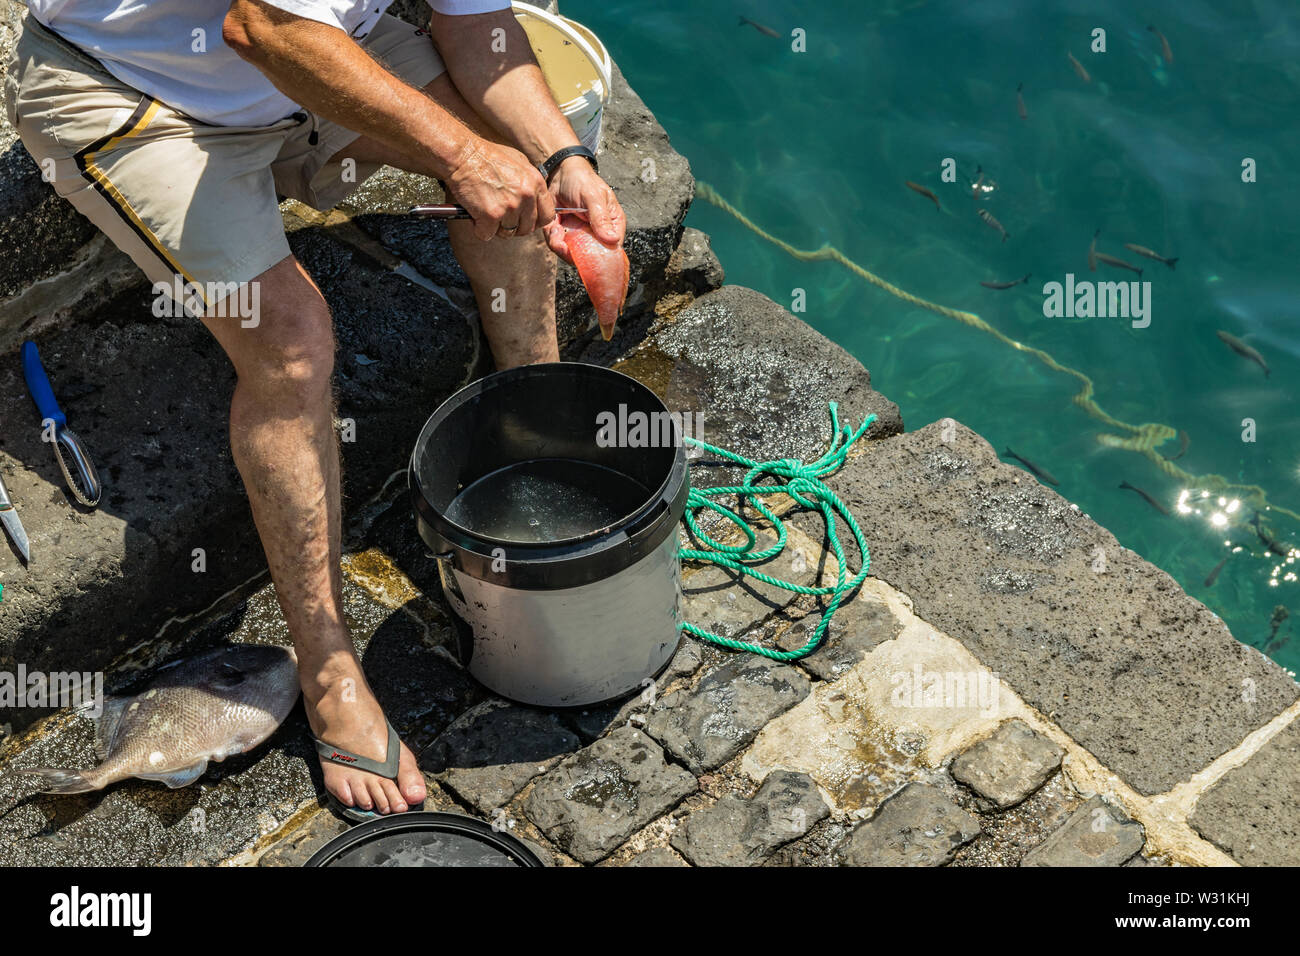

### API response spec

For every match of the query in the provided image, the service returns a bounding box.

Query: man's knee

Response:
[220,258,335,397]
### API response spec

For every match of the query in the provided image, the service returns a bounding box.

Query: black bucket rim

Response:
[409,362,689,588]
[302,810,546,867]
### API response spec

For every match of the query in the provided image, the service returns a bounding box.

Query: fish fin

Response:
[1166,258,1178,269]
[19,767,99,795]
[89,696,130,761]
[137,760,209,789]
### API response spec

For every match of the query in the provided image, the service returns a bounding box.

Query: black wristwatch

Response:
[538,145,597,184]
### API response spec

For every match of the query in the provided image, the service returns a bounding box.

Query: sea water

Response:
[445,459,650,543]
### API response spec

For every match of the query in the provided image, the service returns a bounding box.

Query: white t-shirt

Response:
[27,0,510,127]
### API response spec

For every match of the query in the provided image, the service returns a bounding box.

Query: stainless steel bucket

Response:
[410,363,689,707]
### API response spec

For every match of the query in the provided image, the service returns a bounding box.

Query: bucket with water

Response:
[410,363,688,707]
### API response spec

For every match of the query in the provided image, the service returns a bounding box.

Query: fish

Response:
[1094,251,1142,276]
[1016,83,1027,120]
[1251,513,1290,557]
[1148,25,1173,65]
[1068,51,1091,83]
[980,274,1031,290]
[1003,447,1059,486]
[20,644,299,794]
[1204,555,1229,587]
[561,214,630,342]
[905,180,941,211]
[1216,330,1270,378]
[738,16,779,38]
[1119,480,1170,516]
[1124,243,1178,269]
[1165,429,1190,461]
[1088,228,1099,271]
[978,208,1008,242]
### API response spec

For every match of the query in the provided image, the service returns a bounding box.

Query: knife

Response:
[21,341,102,508]
[0,470,29,564]
[409,204,587,219]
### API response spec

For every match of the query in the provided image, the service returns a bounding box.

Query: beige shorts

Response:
[3,13,445,307]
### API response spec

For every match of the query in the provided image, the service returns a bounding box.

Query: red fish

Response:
[561,214,629,341]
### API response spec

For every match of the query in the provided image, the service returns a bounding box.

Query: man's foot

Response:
[302,651,426,816]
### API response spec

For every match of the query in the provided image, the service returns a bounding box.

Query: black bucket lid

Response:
[304,812,546,868]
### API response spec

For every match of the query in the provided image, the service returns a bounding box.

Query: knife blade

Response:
[0,474,30,564]
[409,204,587,219]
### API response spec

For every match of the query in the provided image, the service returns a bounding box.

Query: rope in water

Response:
[677,402,877,660]
[694,180,1300,528]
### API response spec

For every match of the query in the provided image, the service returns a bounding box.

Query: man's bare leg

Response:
[201,256,425,815]
[336,72,559,369]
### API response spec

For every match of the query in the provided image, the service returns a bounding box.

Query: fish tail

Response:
[1022,273,1032,283]
[1119,480,1133,490]
[1166,257,1178,270]
[737,16,748,26]
[19,767,99,794]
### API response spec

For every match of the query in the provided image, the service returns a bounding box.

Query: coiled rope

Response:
[678,402,876,660]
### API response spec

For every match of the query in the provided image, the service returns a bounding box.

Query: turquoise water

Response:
[568,0,1300,670]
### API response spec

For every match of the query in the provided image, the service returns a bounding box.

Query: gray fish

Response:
[1119,480,1170,516]
[978,208,1008,242]
[1204,555,1229,587]
[1068,51,1091,83]
[738,16,779,38]
[1148,25,1173,65]
[1124,242,1178,269]
[1217,330,1271,378]
[1003,447,1059,486]
[21,645,299,794]
[1094,251,1142,276]
[980,273,1031,290]
[1251,513,1290,557]
[1165,428,1190,462]
[1089,228,1099,271]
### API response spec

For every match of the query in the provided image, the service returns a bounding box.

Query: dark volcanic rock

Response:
[522,726,696,864]
[1021,795,1144,867]
[836,782,981,866]
[670,769,830,867]
[420,699,581,813]
[645,655,810,774]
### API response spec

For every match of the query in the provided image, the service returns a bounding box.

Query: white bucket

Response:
[512,2,612,154]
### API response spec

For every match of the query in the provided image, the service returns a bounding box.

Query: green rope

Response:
[678,402,877,661]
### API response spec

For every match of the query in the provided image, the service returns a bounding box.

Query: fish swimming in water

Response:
[1003,447,1058,486]
[1204,555,1230,587]
[1068,51,1091,83]
[1216,330,1270,378]
[560,214,630,342]
[1088,229,1099,271]
[1094,251,1142,277]
[978,208,1008,242]
[1016,83,1027,121]
[20,644,300,794]
[1164,429,1190,462]
[738,16,780,38]
[980,274,1031,290]
[1124,243,1178,269]
[906,180,940,211]
[1148,25,1173,65]
[1119,480,1170,516]
[1251,513,1290,557]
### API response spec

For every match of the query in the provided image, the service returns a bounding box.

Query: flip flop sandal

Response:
[314,720,423,824]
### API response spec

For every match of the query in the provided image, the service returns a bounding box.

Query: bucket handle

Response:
[433,551,471,618]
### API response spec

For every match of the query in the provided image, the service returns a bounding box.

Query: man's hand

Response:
[447,138,556,241]
[543,157,626,264]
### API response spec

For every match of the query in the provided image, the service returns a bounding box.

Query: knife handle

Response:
[21,341,66,428]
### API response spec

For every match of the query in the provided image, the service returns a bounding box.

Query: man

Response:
[3,0,626,818]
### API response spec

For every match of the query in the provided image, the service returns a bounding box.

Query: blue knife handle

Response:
[21,341,66,428]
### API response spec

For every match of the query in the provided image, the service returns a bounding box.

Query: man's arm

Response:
[222,0,551,239]
[428,9,625,248]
